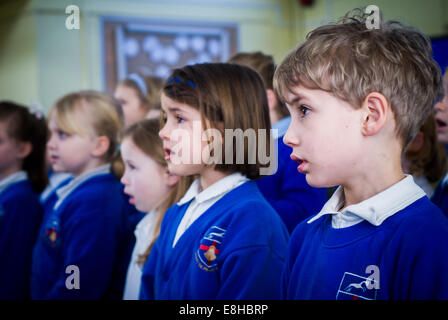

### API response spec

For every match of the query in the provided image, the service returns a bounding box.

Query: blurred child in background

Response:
[403,112,446,197]
[431,69,448,215]
[120,119,193,300]
[229,52,327,233]
[0,101,48,299]
[114,73,163,127]
[31,91,133,299]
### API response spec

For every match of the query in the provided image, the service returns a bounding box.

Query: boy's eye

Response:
[299,105,310,117]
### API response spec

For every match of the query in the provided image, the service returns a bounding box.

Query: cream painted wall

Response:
[0,0,447,112]
[0,0,295,112]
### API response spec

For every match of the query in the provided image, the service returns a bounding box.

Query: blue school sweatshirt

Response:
[31,173,133,300]
[257,138,327,234]
[0,176,43,299]
[140,181,289,300]
[282,196,448,300]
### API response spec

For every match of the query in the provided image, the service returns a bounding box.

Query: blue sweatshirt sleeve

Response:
[43,211,117,299]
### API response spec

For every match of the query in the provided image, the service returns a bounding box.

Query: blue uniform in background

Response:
[31,165,134,299]
[140,181,289,300]
[257,117,327,233]
[431,174,448,217]
[0,171,43,299]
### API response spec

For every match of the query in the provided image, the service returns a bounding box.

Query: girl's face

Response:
[0,121,29,180]
[47,115,103,177]
[159,93,214,177]
[114,84,147,128]
[120,138,177,212]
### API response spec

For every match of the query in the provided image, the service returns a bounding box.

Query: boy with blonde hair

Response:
[276,8,448,299]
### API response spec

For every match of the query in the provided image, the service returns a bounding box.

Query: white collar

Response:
[308,175,426,227]
[0,171,28,194]
[54,164,111,210]
[177,172,249,206]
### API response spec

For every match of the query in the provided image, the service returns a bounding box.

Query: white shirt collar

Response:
[54,164,111,210]
[177,172,249,206]
[441,172,448,187]
[308,175,426,228]
[0,171,28,194]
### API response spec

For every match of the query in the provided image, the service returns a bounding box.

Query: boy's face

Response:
[283,85,364,188]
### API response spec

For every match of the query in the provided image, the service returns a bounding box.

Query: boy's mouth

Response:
[290,154,308,173]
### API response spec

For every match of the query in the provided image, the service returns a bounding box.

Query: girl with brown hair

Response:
[120,119,192,299]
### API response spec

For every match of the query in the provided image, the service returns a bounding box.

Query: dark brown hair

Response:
[405,112,447,183]
[0,101,48,193]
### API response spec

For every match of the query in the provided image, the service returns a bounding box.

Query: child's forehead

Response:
[161,93,199,115]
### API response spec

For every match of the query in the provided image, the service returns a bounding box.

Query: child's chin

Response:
[305,175,331,189]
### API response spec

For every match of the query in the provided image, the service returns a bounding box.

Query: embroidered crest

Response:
[195,226,226,272]
[336,271,379,300]
[43,215,62,248]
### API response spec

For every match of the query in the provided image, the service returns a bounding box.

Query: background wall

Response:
[1,0,447,112]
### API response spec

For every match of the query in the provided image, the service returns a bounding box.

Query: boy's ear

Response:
[91,136,110,158]
[165,171,180,188]
[17,141,32,159]
[360,92,389,137]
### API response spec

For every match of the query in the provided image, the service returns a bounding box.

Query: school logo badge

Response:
[195,226,226,272]
[43,215,62,248]
[336,271,379,300]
